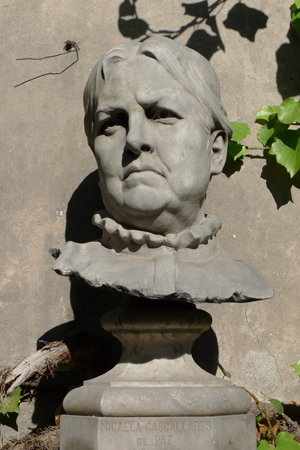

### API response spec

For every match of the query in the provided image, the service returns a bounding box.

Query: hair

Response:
[83,37,232,150]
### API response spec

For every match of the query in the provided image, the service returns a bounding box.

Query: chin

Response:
[122,192,168,217]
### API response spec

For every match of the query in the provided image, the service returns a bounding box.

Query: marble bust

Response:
[51,37,273,303]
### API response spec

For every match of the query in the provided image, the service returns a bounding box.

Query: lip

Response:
[123,164,163,181]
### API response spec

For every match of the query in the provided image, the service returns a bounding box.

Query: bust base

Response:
[63,300,250,417]
[61,298,255,448]
[60,414,257,450]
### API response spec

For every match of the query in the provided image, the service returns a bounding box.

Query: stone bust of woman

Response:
[52,37,273,303]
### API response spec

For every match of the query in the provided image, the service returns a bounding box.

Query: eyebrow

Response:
[96,105,122,115]
[96,93,185,117]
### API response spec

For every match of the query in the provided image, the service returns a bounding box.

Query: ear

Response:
[210,130,228,176]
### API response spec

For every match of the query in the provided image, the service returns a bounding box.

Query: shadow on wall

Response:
[260,151,300,209]
[34,171,122,428]
[117,0,268,61]
[118,0,227,60]
[223,150,300,209]
[276,27,300,99]
[222,2,268,42]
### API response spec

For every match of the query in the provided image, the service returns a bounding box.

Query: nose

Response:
[125,113,154,155]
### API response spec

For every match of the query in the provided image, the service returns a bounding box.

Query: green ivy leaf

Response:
[270,129,300,177]
[256,413,263,423]
[227,142,247,161]
[255,105,277,125]
[273,105,280,114]
[269,398,284,415]
[231,121,251,143]
[276,431,299,449]
[277,98,300,124]
[291,3,296,14]
[257,119,288,146]
[291,7,300,36]
[290,360,300,376]
[0,387,21,415]
[257,123,275,146]
[295,0,300,8]
[257,440,271,449]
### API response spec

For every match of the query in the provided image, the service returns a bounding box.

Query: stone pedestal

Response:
[60,298,256,449]
[61,415,256,450]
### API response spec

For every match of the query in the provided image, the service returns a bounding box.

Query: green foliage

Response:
[268,398,284,415]
[269,130,300,178]
[0,387,21,415]
[231,121,252,143]
[257,119,288,147]
[0,387,21,433]
[290,360,300,376]
[256,413,263,424]
[256,105,277,124]
[257,432,299,449]
[228,121,250,160]
[291,1,300,36]
[275,98,300,124]
[275,432,300,449]
[257,440,271,450]
[229,98,300,178]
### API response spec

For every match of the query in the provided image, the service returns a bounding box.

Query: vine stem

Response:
[14,48,79,88]
[246,146,270,150]
[241,387,277,441]
[16,49,78,61]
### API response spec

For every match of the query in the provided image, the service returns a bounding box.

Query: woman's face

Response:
[92,55,216,235]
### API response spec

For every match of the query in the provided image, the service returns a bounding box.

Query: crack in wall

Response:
[245,303,259,345]
[244,304,282,388]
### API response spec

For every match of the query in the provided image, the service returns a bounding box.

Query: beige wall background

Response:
[1,0,300,436]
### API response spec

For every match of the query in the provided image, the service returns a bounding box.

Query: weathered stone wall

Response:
[1,0,299,437]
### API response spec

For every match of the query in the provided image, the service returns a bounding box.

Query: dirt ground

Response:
[2,427,59,450]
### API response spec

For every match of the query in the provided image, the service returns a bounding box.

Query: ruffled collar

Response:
[92,210,222,250]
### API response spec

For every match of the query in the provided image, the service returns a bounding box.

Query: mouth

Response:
[123,165,163,181]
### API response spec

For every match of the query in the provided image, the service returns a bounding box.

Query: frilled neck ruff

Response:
[92,210,222,250]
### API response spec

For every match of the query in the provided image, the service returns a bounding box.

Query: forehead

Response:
[97,56,198,110]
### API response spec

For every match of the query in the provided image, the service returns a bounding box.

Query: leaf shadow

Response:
[276,26,300,99]
[261,152,300,209]
[0,412,19,431]
[222,152,244,178]
[118,0,149,40]
[186,28,224,60]
[117,0,228,61]
[223,2,268,42]
[223,151,300,208]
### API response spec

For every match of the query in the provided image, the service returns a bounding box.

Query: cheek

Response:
[170,134,211,195]
[94,134,125,177]
[170,123,208,160]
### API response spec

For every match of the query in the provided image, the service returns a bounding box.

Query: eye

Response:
[99,112,128,136]
[145,107,180,123]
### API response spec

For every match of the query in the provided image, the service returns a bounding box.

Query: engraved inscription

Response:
[155,434,172,446]
[100,421,142,432]
[145,420,210,432]
[100,418,212,450]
